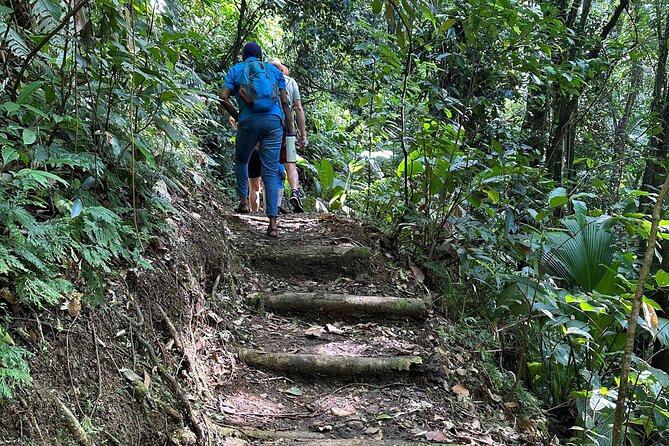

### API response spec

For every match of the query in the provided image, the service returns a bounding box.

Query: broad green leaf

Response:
[657,270,669,287]
[14,169,68,187]
[2,146,20,165]
[372,0,383,14]
[484,187,500,203]
[3,102,20,114]
[154,116,183,143]
[0,5,13,14]
[316,158,334,191]
[548,187,568,208]
[22,128,37,145]
[134,140,157,168]
[16,81,43,105]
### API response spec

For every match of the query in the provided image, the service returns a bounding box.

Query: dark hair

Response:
[242,42,262,60]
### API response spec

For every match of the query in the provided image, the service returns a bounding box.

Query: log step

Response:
[264,440,459,445]
[239,349,422,377]
[213,426,457,445]
[255,244,372,261]
[251,245,372,279]
[259,292,428,319]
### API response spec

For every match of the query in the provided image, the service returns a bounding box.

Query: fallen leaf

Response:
[304,326,323,338]
[67,293,83,316]
[143,370,152,390]
[375,413,392,420]
[208,311,224,324]
[1,333,14,345]
[331,406,356,417]
[325,323,344,335]
[505,401,519,408]
[452,383,470,398]
[471,418,481,430]
[643,301,659,330]
[425,431,449,441]
[119,368,142,383]
[219,401,236,414]
[0,288,18,305]
[409,266,425,283]
[285,386,303,396]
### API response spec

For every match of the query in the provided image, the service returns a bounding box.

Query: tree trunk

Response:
[611,61,641,202]
[641,10,669,192]
[546,0,629,186]
[521,83,548,165]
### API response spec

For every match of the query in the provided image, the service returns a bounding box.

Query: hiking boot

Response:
[289,189,304,213]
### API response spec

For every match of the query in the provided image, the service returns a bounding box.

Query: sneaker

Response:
[278,205,289,215]
[289,189,304,213]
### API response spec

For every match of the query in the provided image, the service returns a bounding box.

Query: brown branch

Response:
[588,0,629,59]
[11,0,89,100]
[612,172,669,445]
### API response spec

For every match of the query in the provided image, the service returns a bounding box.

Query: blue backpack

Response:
[239,60,279,113]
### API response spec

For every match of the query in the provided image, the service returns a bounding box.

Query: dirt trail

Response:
[0,202,540,446]
[206,213,533,445]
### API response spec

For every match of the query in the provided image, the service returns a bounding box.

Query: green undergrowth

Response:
[438,322,543,420]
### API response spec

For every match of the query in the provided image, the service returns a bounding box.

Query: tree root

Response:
[149,395,183,423]
[258,292,428,318]
[135,331,203,442]
[156,304,184,353]
[210,424,324,441]
[239,349,423,376]
[54,396,92,446]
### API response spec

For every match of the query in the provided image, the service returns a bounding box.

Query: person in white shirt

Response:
[268,58,307,213]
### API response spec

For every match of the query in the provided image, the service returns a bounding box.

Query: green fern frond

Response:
[0,335,32,399]
[30,0,62,34]
[0,24,30,59]
[0,244,27,275]
[15,275,72,306]
[85,206,122,225]
[10,243,52,275]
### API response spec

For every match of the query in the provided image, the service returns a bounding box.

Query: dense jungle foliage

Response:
[3,0,669,444]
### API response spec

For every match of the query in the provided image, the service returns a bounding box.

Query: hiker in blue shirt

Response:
[219,42,295,238]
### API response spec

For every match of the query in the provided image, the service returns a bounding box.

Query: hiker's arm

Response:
[219,87,238,122]
[294,99,307,148]
[280,90,295,134]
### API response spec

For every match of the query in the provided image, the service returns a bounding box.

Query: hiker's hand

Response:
[298,137,308,150]
[229,116,238,130]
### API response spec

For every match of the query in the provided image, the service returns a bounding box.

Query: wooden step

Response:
[214,426,456,445]
[263,440,457,445]
[251,244,372,279]
[255,244,372,261]
[258,292,428,319]
[239,349,422,377]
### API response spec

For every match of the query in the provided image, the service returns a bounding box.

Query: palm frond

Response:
[542,216,616,292]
